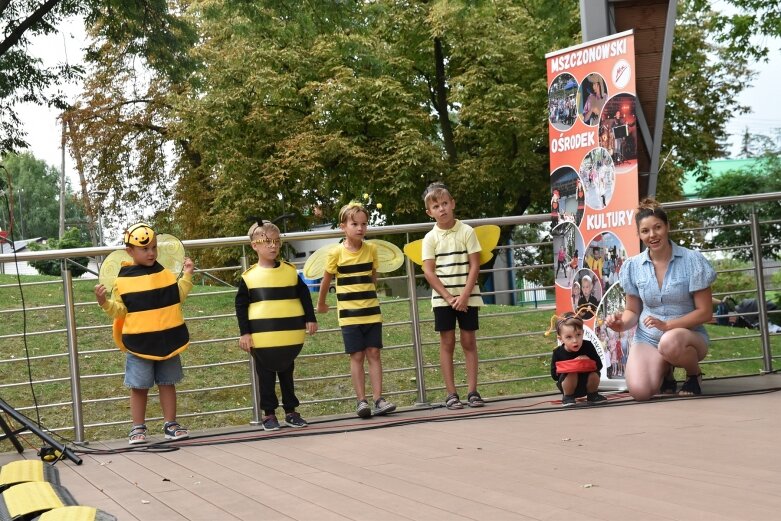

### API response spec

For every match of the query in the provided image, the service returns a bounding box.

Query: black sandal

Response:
[660,375,677,395]
[445,393,463,410]
[678,374,702,396]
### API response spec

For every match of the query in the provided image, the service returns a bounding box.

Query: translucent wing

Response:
[475,225,500,265]
[366,239,404,273]
[302,243,339,280]
[402,225,501,267]
[156,234,185,276]
[403,239,424,266]
[98,249,132,292]
[98,233,185,294]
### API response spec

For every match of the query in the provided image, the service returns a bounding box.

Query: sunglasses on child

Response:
[251,238,282,247]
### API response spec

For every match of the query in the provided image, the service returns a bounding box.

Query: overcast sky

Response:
[13,14,781,192]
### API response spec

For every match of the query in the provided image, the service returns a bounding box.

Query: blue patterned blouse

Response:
[619,241,716,347]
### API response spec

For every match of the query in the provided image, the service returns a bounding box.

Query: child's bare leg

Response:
[365,347,383,401]
[586,372,600,393]
[460,330,478,393]
[350,351,367,401]
[158,384,177,422]
[439,330,457,394]
[130,387,149,425]
[560,373,578,396]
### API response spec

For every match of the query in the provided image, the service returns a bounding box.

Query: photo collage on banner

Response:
[546,30,640,388]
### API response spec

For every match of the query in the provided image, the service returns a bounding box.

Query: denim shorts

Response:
[124,353,184,389]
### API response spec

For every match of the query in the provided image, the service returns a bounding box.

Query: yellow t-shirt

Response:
[325,242,381,327]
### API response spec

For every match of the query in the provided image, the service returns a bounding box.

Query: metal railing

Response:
[1,192,780,443]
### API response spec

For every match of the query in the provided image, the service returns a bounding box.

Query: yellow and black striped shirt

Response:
[325,242,381,327]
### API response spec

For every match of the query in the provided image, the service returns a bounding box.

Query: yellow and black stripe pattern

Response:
[114,262,189,360]
[242,262,306,350]
[328,243,381,326]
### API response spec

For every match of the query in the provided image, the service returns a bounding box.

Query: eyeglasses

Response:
[251,238,282,247]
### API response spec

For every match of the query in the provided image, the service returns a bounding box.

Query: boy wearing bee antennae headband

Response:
[94,223,195,444]
[235,220,317,431]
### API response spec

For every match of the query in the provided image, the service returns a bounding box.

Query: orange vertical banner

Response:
[546,30,639,388]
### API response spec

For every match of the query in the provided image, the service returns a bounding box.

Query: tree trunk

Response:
[65,117,98,247]
[433,37,457,164]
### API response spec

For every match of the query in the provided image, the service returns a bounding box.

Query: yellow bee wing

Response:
[403,225,501,267]
[366,239,404,273]
[302,243,339,280]
[156,234,185,277]
[475,225,500,265]
[403,239,424,266]
[98,233,185,294]
[98,249,132,292]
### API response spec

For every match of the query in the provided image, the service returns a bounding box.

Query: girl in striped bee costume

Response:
[235,220,318,431]
[317,202,397,419]
[94,223,194,444]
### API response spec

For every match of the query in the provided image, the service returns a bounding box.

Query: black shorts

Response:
[556,372,591,398]
[341,322,383,354]
[433,306,479,332]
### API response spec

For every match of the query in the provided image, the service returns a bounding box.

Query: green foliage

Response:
[65,0,579,244]
[28,227,92,277]
[0,152,86,240]
[512,223,552,287]
[0,0,86,152]
[693,155,781,261]
[710,257,756,298]
[657,0,755,202]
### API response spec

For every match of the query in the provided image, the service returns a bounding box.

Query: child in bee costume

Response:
[94,223,194,444]
[235,220,318,430]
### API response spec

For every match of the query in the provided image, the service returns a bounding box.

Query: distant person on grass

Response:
[421,182,485,410]
[235,220,317,431]
[94,223,193,444]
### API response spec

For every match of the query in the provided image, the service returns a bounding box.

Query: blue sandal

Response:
[128,424,147,445]
[163,421,189,440]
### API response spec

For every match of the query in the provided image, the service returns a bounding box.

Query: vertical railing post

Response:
[405,245,428,406]
[62,262,85,443]
[240,251,263,425]
[749,209,773,373]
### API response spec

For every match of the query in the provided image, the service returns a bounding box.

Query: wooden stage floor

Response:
[3,374,781,520]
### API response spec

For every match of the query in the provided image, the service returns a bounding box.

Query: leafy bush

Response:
[28,227,92,277]
[711,258,756,300]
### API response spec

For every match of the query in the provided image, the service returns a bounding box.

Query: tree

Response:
[0,151,85,240]
[693,154,781,261]
[0,0,84,153]
[1,1,196,154]
[27,226,91,277]
[55,0,781,251]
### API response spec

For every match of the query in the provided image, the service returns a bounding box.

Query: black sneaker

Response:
[561,395,576,407]
[373,397,397,416]
[356,399,372,418]
[284,412,308,428]
[262,414,280,431]
[587,392,607,405]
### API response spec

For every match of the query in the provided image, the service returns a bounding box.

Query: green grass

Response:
[1,272,776,450]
